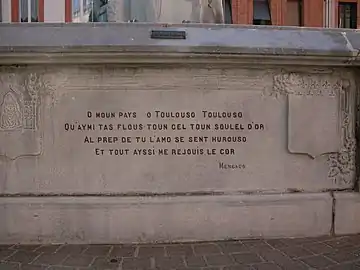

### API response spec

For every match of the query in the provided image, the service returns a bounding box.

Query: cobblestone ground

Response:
[0,234,360,270]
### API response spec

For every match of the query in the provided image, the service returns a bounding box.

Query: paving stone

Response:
[242,242,273,253]
[205,254,235,266]
[166,245,194,256]
[352,247,360,256]
[241,240,267,249]
[325,251,360,263]
[0,245,13,250]
[277,261,309,270]
[55,245,89,255]
[6,251,41,264]
[257,250,288,263]
[20,264,48,270]
[277,246,314,258]
[184,256,207,267]
[137,246,165,257]
[310,235,334,242]
[35,245,62,254]
[175,268,200,270]
[83,245,112,256]
[89,256,120,269]
[232,252,263,264]
[218,242,251,254]
[348,235,360,246]
[240,239,263,244]
[0,262,20,270]
[0,249,16,260]
[279,237,319,246]
[175,268,201,270]
[193,244,221,255]
[11,246,41,252]
[32,252,68,265]
[324,237,356,249]
[110,245,136,257]
[121,257,151,269]
[265,240,289,249]
[300,255,336,268]
[251,262,282,270]
[257,249,308,269]
[302,242,338,254]
[61,255,94,267]
[326,263,360,270]
[47,267,77,270]
[2,234,359,270]
[223,265,254,270]
[154,256,186,269]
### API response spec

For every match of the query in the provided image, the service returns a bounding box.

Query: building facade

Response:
[0,0,359,29]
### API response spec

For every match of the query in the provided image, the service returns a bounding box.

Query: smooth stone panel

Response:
[288,95,340,158]
[0,193,333,244]
[334,192,360,235]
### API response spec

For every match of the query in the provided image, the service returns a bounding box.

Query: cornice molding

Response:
[0,23,359,66]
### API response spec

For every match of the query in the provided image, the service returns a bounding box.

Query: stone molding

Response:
[0,24,359,66]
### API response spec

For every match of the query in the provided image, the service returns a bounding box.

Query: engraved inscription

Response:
[60,90,272,174]
[64,109,265,162]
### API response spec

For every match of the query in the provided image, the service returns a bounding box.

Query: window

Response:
[286,0,303,26]
[223,0,232,24]
[20,0,38,22]
[72,0,95,22]
[338,2,357,29]
[11,0,43,22]
[66,0,232,24]
[253,0,271,25]
[88,0,108,22]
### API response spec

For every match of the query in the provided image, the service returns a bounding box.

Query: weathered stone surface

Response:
[0,24,358,243]
[0,66,356,194]
[334,192,360,235]
[0,72,51,159]
[0,193,332,243]
[0,24,357,57]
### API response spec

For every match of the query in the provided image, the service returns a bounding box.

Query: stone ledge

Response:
[334,192,360,235]
[0,193,332,244]
[0,24,359,65]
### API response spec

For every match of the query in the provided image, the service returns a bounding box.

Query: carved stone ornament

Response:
[0,71,53,159]
[272,71,356,186]
[272,72,341,97]
[0,92,23,130]
[326,80,356,186]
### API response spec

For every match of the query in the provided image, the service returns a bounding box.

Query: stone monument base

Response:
[0,24,359,244]
[0,193,336,244]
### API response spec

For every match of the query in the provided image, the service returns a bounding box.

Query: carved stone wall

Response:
[272,71,356,187]
[0,65,356,194]
[0,70,53,160]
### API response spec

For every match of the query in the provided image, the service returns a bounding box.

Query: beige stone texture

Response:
[0,65,356,243]
[0,193,333,244]
[0,66,356,194]
[334,192,360,235]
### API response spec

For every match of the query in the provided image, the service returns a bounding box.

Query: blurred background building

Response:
[0,0,359,28]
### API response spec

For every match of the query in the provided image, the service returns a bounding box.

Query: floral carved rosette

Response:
[326,79,356,186]
[327,138,356,185]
